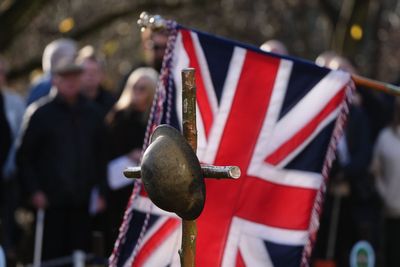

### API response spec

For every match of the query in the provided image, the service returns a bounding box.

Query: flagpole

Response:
[137,12,400,97]
[351,74,400,96]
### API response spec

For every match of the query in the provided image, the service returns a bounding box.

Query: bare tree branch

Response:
[318,0,340,26]
[7,1,183,81]
[0,0,52,52]
[68,2,182,40]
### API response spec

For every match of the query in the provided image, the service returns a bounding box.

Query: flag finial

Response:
[137,12,167,32]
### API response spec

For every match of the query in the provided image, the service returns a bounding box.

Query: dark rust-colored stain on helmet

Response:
[141,124,205,220]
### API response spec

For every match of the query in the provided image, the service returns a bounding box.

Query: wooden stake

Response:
[180,68,197,267]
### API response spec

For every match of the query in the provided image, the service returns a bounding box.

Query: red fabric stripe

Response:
[181,29,214,137]
[236,250,246,267]
[139,185,148,197]
[197,51,281,267]
[265,88,346,165]
[132,218,180,267]
[236,176,317,229]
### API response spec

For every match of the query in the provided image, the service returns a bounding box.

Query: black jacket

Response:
[93,86,115,118]
[16,91,106,208]
[0,92,11,173]
[105,108,147,161]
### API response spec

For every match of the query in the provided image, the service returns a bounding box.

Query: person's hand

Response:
[31,191,48,209]
[96,195,107,213]
[128,148,142,163]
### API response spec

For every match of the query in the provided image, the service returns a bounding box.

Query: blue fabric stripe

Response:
[197,32,234,103]
[117,212,159,267]
[284,120,336,172]
[264,240,303,267]
[178,25,332,70]
[279,62,330,119]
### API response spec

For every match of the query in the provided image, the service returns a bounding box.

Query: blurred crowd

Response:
[0,28,167,266]
[0,31,399,267]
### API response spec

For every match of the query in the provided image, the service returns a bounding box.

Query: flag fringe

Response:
[109,20,178,266]
[300,79,355,266]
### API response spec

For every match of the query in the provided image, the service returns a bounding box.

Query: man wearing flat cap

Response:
[16,55,107,261]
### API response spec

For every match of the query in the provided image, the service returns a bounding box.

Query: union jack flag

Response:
[110,24,354,267]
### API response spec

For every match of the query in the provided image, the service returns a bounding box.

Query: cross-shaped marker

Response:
[124,68,240,267]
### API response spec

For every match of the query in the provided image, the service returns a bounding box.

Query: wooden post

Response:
[180,68,197,267]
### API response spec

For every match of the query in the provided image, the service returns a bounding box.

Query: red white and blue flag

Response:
[110,23,354,267]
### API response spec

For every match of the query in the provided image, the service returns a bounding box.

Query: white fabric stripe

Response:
[248,68,348,189]
[196,104,208,160]
[142,228,181,267]
[236,217,308,246]
[169,229,182,267]
[123,256,131,267]
[221,218,241,267]
[276,107,341,168]
[240,234,273,267]
[264,70,350,159]
[173,32,207,159]
[246,59,324,189]
[123,216,174,267]
[256,164,322,189]
[190,31,219,115]
[137,217,170,253]
[131,195,178,217]
[249,59,292,168]
[202,47,246,164]
[222,217,307,267]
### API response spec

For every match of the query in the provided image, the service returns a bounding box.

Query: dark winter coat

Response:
[16,90,106,208]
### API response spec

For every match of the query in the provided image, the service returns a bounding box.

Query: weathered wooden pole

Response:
[179,68,197,267]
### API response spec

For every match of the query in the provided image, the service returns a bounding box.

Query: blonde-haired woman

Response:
[112,67,157,117]
[105,67,158,249]
[106,67,157,158]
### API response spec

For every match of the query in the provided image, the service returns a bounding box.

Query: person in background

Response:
[26,38,77,105]
[105,67,157,251]
[315,50,339,68]
[322,54,392,144]
[77,45,115,117]
[76,45,114,257]
[16,55,107,262]
[260,39,288,55]
[0,57,25,264]
[141,28,169,73]
[0,57,25,178]
[372,96,400,267]
[116,28,168,96]
[0,61,11,172]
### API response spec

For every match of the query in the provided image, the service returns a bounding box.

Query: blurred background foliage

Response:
[1,0,399,94]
